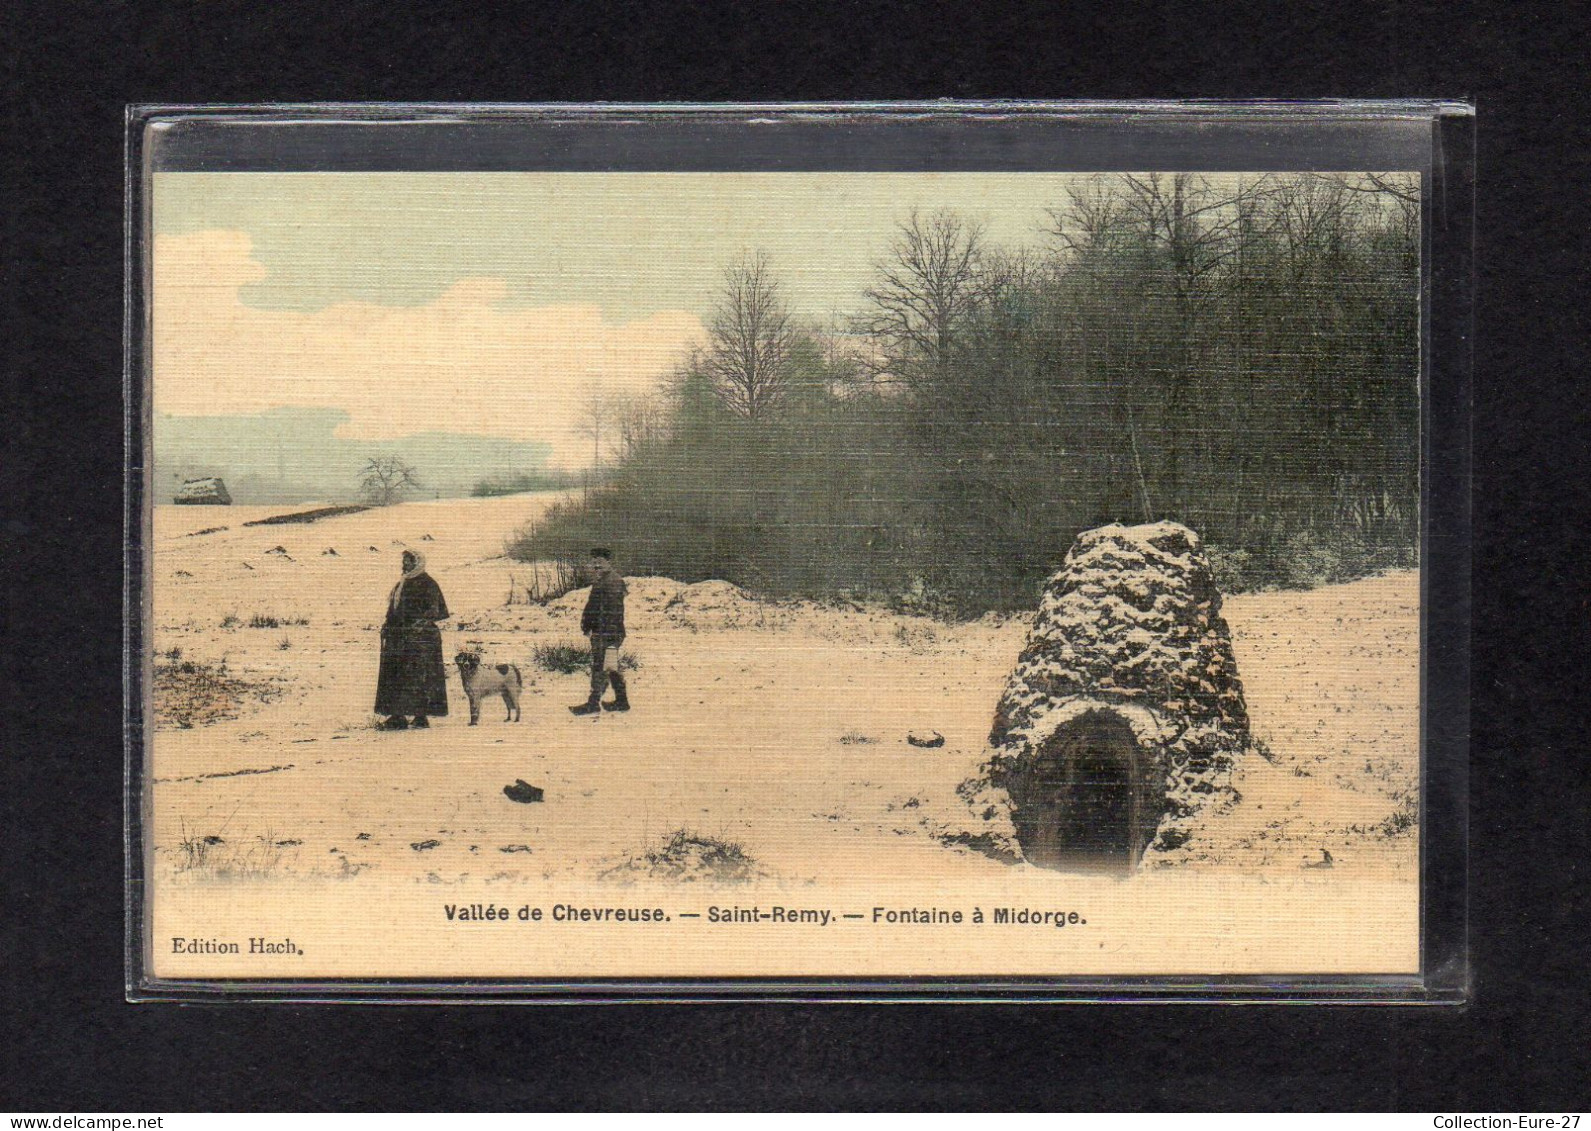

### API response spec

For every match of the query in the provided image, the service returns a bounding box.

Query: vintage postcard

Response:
[133,110,1442,993]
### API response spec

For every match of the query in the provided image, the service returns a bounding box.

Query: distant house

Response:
[174,477,232,505]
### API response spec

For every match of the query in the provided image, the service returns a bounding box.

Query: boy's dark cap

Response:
[589,547,612,560]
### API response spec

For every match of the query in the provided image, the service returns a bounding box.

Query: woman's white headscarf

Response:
[389,549,427,613]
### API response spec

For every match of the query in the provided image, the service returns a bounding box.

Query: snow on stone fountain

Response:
[964,521,1251,871]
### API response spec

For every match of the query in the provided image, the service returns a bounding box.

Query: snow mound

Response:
[550,576,685,615]
[662,580,767,630]
[543,576,769,630]
[622,576,689,611]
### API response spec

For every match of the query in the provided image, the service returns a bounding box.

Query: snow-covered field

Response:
[141,494,1420,979]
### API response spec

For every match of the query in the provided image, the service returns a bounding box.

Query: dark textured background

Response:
[3,0,1585,1110]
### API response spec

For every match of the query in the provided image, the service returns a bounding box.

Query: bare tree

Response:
[612,392,667,462]
[572,378,613,503]
[1312,171,1420,206]
[575,379,609,469]
[1320,173,1419,254]
[703,252,797,420]
[809,323,872,400]
[863,208,987,385]
[1267,174,1363,278]
[358,455,422,506]
[1115,173,1273,290]
[1047,176,1130,260]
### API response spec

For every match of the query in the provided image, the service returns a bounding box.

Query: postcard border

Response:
[125,101,1472,1004]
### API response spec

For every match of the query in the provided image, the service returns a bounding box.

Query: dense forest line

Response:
[510,173,1421,614]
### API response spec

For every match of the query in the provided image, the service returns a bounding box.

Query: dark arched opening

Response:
[1009,710,1158,873]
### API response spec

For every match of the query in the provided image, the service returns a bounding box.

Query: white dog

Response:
[454,651,523,725]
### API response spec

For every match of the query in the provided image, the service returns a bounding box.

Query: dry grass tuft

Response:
[601,829,762,884]
[246,612,310,628]
[151,657,283,729]
[532,642,640,675]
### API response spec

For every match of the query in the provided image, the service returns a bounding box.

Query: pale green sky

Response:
[153,172,1108,322]
[150,169,1405,469]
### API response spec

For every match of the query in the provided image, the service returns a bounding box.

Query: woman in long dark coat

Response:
[375,549,449,729]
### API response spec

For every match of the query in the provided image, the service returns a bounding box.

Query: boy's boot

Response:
[602,671,630,712]
[570,670,606,716]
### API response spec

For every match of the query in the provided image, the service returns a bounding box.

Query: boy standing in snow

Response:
[571,547,630,715]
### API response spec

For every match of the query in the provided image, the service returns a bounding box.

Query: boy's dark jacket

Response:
[581,572,627,636]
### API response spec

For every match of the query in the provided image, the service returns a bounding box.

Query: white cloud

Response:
[152,230,706,464]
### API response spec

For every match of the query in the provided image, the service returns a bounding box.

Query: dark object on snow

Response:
[174,476,231,505]
[375,554,450,721]
[907,729,945,748]
[970,522,1251,872]
[503,780,544,803]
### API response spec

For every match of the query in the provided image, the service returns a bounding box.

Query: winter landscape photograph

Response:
[140,167,1423,980]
